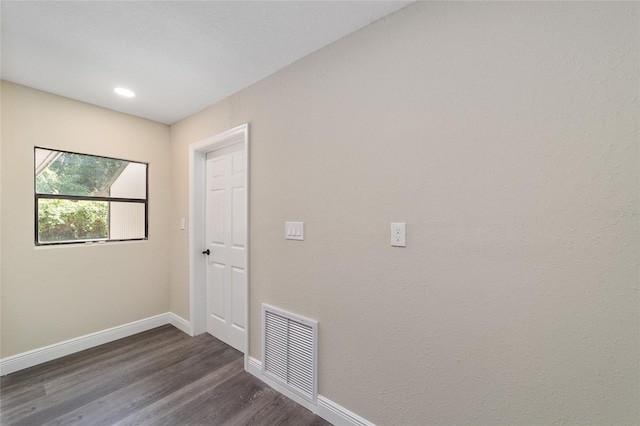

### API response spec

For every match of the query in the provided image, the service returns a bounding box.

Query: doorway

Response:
[189,124,249,362]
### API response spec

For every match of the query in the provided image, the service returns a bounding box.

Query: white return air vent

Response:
[262,304,318,404]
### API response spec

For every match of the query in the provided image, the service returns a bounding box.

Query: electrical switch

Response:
[285,222,304,240]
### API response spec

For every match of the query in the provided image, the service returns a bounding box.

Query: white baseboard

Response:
[168,312,192,335]
[247,356,375,426]
[316,395,376,426]
[0,312,192,376]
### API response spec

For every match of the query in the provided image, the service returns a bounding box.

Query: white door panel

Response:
[205,143,246,352]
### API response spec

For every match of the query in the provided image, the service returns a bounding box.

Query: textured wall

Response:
[170,2,639,424]
[1,82,172,357]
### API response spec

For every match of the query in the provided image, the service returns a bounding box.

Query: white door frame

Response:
[189,123,249,369]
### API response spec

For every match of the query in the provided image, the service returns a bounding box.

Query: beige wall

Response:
[0,81,171,357]
[171,2,639,425]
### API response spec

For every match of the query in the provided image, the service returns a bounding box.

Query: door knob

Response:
[202,249,210,255]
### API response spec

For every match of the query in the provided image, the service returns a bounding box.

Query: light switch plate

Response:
[391,222,406,247]
[285,222,304,240]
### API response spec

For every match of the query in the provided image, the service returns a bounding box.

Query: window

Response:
[34,147,148,245]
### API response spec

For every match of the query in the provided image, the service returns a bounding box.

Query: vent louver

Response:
[263,304,317,403]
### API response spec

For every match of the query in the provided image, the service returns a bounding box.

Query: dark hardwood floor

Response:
[0,325,331,426]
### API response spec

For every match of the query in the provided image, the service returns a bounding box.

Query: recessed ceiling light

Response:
[114,87,135,98]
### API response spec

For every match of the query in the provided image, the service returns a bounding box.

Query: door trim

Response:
[189,123,249,368]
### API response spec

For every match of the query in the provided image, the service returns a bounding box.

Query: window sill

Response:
[34,239,148,249]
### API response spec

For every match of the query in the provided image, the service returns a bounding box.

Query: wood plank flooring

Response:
[0,325,331,426]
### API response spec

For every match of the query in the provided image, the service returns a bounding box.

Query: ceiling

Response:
[1,1,411,124]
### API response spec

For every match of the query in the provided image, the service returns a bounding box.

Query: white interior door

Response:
[204,142,246,352]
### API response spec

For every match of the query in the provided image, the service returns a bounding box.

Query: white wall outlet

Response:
[285,222,304,240]
[391,222,406,247]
